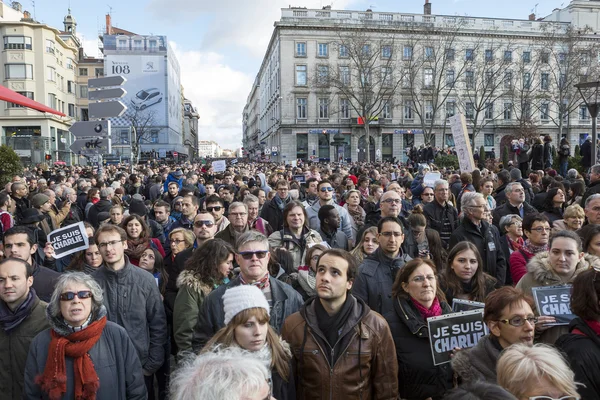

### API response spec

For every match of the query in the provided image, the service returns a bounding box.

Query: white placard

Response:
[212,160,226,172]
[424,172,441,188]
[449,114,476,172]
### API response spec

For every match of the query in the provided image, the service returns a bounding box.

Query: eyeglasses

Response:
[239,250,269,260]
[230,212,247,217]
[411,275,436,283]
[98,240,122,249]
[530,227,551,233]
[380,231,403,237]
[422,193,434,197]
[194,220,215,228]
[382,198,401,204]
[509,222,523,227]
[529,397,579,400]
[59,290,93,301]
[174,202,183,206]
[170,239,186,245]
[498,316,538,327]
[207,206,223,212]
[320,187,334,192]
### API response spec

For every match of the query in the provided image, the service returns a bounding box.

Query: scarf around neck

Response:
[296,265,317,297]
[507,236,524,252]
[125,237,150,261]
[411,296,442,320]
[240,273,270,290]
[0,288,36,333]
[315,295,354,347]
[273,194,290,211]
[522,239,548,255]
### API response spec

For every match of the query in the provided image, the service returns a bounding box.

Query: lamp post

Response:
[575,80,600,167]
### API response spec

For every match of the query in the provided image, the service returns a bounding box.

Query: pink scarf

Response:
[411,297,442,320]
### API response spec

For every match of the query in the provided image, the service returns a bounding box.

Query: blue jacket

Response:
[163,172,184,193]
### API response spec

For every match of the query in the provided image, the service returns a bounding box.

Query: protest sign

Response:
[293,175,306,183]
[48,222,89,259]
[212,160,226,172]
[449,114,476,173]
[424,172,441,188]
[428,309,488,365]
[532,285,575,326]
[452,299,485,313]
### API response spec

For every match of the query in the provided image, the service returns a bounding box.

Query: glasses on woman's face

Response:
[170,239,185,245]
[410,275,436,283]
[529,397,579,400]
[59,290,93,301]
[498,316,538,327]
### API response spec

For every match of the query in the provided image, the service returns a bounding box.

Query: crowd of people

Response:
[0,147,599,400]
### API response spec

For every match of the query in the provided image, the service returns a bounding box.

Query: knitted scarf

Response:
[507,236,524,252]
[345,204,365,228]
[36,316,107,400]
[125,237,150,261]
[0,288,36,333]
[411,297,442,320]
[296,265,317,297]
[240,273,270,290]
[521,239,548,255]
[273,195,290,212]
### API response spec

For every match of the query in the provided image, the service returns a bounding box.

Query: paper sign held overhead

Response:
[532,285,575,326]
[449,114,476,173]
[48,222,89,259]
[212,160,226,172]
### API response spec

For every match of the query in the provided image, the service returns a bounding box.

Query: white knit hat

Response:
[223,285,270,325]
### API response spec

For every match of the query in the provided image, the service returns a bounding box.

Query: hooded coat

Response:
[451,334,502,385]
[163,171,184,193]
[268,227,323,272]
[516,252,600,344]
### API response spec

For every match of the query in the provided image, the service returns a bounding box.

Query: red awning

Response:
[0,84,66,116]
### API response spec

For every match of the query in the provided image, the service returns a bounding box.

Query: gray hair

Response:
[235,230,268,252]
[63,187,75,197]
[499,214,522,233]
[566,169,578,180]
[228,202,247,213]
[591,164,600,175]
[434,179,449,190]
[505,182,523,195]
[461,192,484,213]
[48,272,104,319]
[585,193,600,209]
[243,194,259,205]
[170,347,269,400]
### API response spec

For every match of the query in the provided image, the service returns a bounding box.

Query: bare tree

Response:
[120,100,158,165]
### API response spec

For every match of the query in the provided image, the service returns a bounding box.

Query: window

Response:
[582,52,591,66]
[118,39,128,50]
[504,72,513,89]
[522,51,531,63]
[446,100,456,118]
[296,42,306,57]
[296,134,308,160]
[424,68,433,88]
[504,50,512,62]
[339,44,348,58]
[148,40,157,50]
[318,43,329,57]
[46,66,55,82]
[361,44,371,57]
[484,102,494,119]
[484,134,495,147]
[119,129,129,144]
[540,103,549,120]
[80,85,88,99]
[446,48,455,61]
[465,102,474,119]
[541,52,549,64]
[296,98,307,119]
[466,70,474,89]
[541,73,549,90]
[504,103,512,120]
[295,65,307,85]
[466,48,474,61]
[4,36,32,50]
[580,105,589,120]
[403,46,413,60]
[446,134,455,147]
[79,68,88,76]
[67,81,76,94]
[47,93,57,109]
[150,130,159,144]
[340,66,350,85]
[404,100,414,119]
[45,39,54,53]
[317,65,329,85]
[446,69,455,85]
[68,103,76,118]
[382,67,392,86]
[523,72,531,89]
[485,70,494,86]
[318,98,329,119]
[7,91,33,108]
[133,39,142,50]
[425,100,433,121]
[425,47,434,59]
[383,101,392,119]
[66,58,74,70]
[559,73,567,89]
[81,108,88,121]
[381,45,392,59]
[94,68,103,77]
[485,49,493,62]
[360,70,371,86]
[341,98,350,119]
[523,102,532,119]
[559,53,566,64]
[5,64,33,79]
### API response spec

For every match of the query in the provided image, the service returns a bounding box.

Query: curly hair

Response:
[184,239,235,286]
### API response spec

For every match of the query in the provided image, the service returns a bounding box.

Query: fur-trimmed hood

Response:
[451,334,500,384]
[176,270,213,296]
[524,251,600,286]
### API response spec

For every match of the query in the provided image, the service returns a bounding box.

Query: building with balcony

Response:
[183,97,199,159]
[198,140,221,158]
[243,0,600,163]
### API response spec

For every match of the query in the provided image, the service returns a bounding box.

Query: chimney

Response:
[105,13,112,35]
[22,10,30,19]
[529,13,535,21]
[424,0,432,15]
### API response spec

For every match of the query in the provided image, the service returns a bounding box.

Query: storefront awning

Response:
[0,85,66,116]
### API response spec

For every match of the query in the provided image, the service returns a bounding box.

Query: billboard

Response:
[166,45,182,136]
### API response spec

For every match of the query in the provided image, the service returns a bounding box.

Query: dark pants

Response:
[144,340,171,400]
[519,162,529,177]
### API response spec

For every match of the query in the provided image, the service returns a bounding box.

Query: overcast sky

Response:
[36,0,566,150]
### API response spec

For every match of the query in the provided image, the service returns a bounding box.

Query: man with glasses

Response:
[450,192,507,284]
[306,180,353,243]
[492,182,537,229]
[205,194,229,233]
[93,224,167,394]
[509,214,550,284]
[353,217,411,316]
[282,248,398,399]
[192,231,302,351]
[260,179,291,232]
[423,180,458,249]
[171,194,199,231]
[216,202,250,247]
[453,286,535,384]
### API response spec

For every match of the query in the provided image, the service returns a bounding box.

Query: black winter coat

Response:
[449,218,507,284]
[530,143,544,170]
[580,180,600,208]
[582,140,593,170]
[383,298,453,400]
[493,182,508,207]
[87,199,113,229]
[260,199,286,232]
[555,318,600,400]
[492,201,538,229]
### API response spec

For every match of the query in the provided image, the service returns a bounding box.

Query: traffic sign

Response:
[88,88,127,101]
[88,76,127,89]
[69,120,111,138]
[89,101,126,119]
[70,138,112,155]
[173,151,178,157]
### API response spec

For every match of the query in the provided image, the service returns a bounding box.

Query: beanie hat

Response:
[510,168,522,181]
[129,199,147,217]
[97,211,110,222]
[31,193,49,208]
[114,187,124,195]
[223,285,270,325]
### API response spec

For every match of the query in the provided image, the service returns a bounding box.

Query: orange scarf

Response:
[36,316,107,400]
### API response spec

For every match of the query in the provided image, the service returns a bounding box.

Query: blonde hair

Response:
[497,343,579,399]
[563,203,585,220]
[351,226,378,264]
[169,227,195,248]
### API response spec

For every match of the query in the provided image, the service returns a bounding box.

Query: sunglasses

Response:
[239,250,269,260]
[194,220,215,228]
[59,290,93,301]
[320,187,334,192]
[207,206,223,212]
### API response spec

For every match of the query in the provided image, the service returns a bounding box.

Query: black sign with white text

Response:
[428,310,489,365]
[532,285,575,326]
[452,299,485,313]
[48,222,89,259]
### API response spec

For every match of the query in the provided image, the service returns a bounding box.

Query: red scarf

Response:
[240,273,270,290]
[574,319,600,337]
[411,297,442,320]
[36,317,107,400]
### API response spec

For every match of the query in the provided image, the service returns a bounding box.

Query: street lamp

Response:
[575,80,600,167]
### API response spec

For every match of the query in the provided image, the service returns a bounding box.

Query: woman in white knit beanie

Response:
[203,285,295,400]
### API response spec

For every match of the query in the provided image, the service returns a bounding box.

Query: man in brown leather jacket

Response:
[281,248,398,399]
